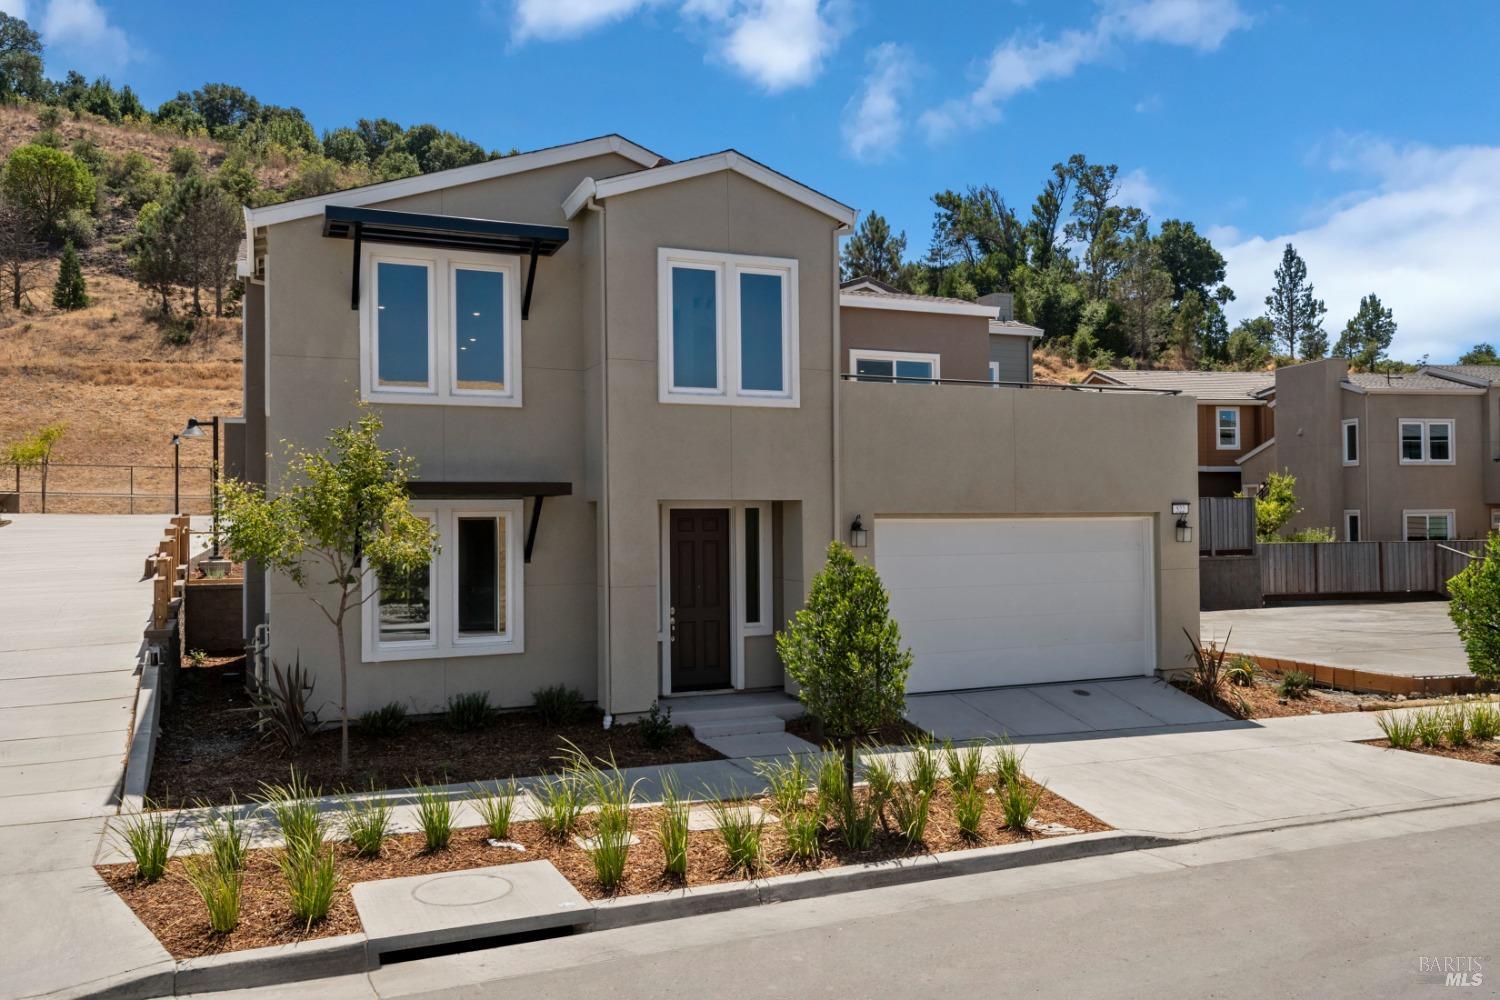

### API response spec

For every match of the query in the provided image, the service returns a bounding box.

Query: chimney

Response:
[977,292,1013,321]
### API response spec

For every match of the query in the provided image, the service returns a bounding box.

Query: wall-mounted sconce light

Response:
[849,514,867,548]
[1173,500,1192,543]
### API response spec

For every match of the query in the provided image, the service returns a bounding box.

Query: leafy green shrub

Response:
[1449,532,1500,681]
[710,794,767,873]
[57,208,95,249]
[413,784,455,851]
[533,774,585,839]
[1000,778,1045,832]
[168,146,199,176]
[1468,702,1500,742]
[340,793,391,858]
[1277,670,1312,700]
[637,700,676,749]
[360,701,409,738]
[470,781,517,841]
[256,768,327,858]
[446,691,497,732]
[181,852,242,933]
[531,685,587,727]
[244,658,317,754]
[279,845,337,928]
[944,742,983,793]
[953,786,986,840]
[1377,712,1419,750]
[113,806,174,882]
[655,776,691,877]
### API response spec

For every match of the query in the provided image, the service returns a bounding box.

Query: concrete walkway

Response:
[0,515,178,1000]
[1202,600,1468,678]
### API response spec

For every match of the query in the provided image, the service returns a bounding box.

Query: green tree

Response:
[1112,233,1173,364]
[1063,154,1145,301]
[1154,219,1229,305]
[131,201,181,317]
[371,149,420,182]
[776,541,911,794]
[0,13,44,103]
[1226,316,1274,370]
[165,172,242,316]
[1264,243,1327,360]
[51,240,87,310]
[926,185,1024,297]
[1447,533,1500,681]
[840,211,909,287]
[322,127,369,166]
[1025,162,1070,270]
[1459,343,1500,366]
[4,422,64,512]
[1238,470,1300,540]
[1,145,96,239]
[1013,261,1084,344]
[1168,288,1206,367]
[1333,293,1396,370]
[218,410,437,770]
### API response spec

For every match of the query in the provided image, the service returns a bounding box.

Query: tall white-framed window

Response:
[360,246,522,407]
[1216,407,1240,450]
[988,360,1001,384]
[739,502,773,637]
[1403,509,1454,541]
[849,349,940,384]
[363,499,524,662]
[1342,418,1359,466]
[1398,418,1454,465]
[657,248,799,407]
[1343,509,1361,542]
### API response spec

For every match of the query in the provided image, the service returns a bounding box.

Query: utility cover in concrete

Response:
[352,862,590,959]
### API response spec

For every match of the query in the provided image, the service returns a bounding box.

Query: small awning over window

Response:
[323,205,569,318]
[406,481,572,563]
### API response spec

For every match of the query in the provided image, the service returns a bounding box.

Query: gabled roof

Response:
[1083,370,1274,401]
[244,134,664,229]
[1236,436,1276,466]
[838,287,998,318]
[1341,371,1483,394]
[840,276,903,294]
[990,319,1042,339]
[1421,364,1500,387]
[563,149,856,227]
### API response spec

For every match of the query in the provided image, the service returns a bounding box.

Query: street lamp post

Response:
[179,416,220,556]
[171,434,181,515]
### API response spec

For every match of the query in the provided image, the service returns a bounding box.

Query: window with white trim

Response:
[1343,510,1361,542]
[1403,509,1453,541]
[740,503,772,636]
[361,247,522,407]
[849,349,940,384]
[1492,508,1500,533]
[364,500,524,661]
[658,248,799,406]
[988,360,1001,384]
[1399,419,1453,464]
[1342,419,1359,466]
[1216,407,1240,450]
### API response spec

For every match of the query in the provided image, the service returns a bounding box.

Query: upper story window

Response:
[361,247,522,407]
[1216,407,1240,450]
[1342,418,1359,466]
[658,248,799,407]
[850,349,940,385]
[1399,419,1453,465]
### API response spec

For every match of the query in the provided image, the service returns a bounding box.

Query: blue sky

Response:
[7,0,1500,361]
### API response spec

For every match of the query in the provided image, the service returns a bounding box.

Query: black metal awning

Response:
[323,205,569,319]
[405,481,572,563]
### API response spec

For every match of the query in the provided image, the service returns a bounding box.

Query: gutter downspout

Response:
[831,222,851,544]
[583,196,613,728]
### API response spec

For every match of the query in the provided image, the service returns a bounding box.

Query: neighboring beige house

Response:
[1238,358,1495,542]
[1082,370,1276,498]
[235,135,1199,718]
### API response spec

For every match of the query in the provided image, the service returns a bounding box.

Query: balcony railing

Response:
[838,373,1181,394]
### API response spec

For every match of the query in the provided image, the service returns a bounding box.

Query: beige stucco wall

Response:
[596,170,841,714]
[262,152,643,715]
[839,381,1201,676]
[840,307,990,381]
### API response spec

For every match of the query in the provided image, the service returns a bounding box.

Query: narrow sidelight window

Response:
[375,261,431,390]
[739,272,785,393]
[1342,419,1359,465]
[671,266,720,390]
[456,515,504,636]
[744,506,761,625]
[454,268,505,393]
[1216,407,1240,450]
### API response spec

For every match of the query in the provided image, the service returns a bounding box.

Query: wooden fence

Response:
[1260,539,1485,598]
[1198,496,1257,555]
[151,515,192,630]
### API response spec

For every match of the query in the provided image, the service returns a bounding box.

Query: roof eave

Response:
[839,294,998,318]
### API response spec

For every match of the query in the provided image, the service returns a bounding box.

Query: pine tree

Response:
[51,239,87,310]
[1333,293,1396,370]
[840,211,909,288]
[1263,243,1327,360]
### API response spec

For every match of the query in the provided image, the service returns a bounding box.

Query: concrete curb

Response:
[120,653,161,814]
[173,934,369,996]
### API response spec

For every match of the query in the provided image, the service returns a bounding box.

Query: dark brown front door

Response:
[669,508,732,692]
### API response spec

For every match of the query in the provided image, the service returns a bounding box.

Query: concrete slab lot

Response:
[1202,601,1468,678]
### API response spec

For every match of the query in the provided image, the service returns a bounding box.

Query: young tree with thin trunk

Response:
[1264,243,1327,360]
[0,193,44,310]
[218,410,436,771]
[131,201,180,317]
[4,423,64,512]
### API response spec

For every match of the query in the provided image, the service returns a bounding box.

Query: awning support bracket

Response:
[524,494,545,563]
[349,221,363,311]
[521,241,540,321]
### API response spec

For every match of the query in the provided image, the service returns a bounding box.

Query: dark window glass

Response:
[894,359,934,382]
[744,507,761,624]
[455,268,505,391]
[672,266,718,389]
[376,261,429,388]
[1347,514,1360,542]
[1428,423,1450,462]
[1401,422,1424,461]
[457,517,502,635]
[1345,422,1358,462]
[854,357,894,382]
[739,272,784,392]
[379,564,431,643]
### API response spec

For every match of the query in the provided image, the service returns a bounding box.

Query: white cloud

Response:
[1218,138,1500,363]
[511,0,845,91]
[920,0,1248,141]
[842,42,916,163]
[1134,93,1162,113]
[0,0,29,21]
[1115,167,1161,215]
[511,0,657,42]
[37,0,132,71]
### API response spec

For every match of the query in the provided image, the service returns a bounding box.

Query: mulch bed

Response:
[1173,672,1384,720]
[148,665,722,808]
[99,776,1107,959]
[1361,738,1500,766]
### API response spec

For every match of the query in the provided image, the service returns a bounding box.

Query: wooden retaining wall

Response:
[1260,539,1485,598]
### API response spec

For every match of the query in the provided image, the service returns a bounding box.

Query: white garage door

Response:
[875,517,1154,693]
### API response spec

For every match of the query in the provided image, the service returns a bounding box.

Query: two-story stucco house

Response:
[235,135,1199,720]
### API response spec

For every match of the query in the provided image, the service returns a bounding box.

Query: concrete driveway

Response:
[905,677,1230,742]
[1202,600,1468,678]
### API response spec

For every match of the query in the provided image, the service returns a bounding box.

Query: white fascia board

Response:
[1194,397,1269,406]
[562,178,597,220]
[1341,382,1482,396]
[988,321,1042,338]
[589,150,857,227]
[840,294,998,318]
[1235,436,1276,465]
[244,135,661,229]
[236,205,254,277]
[1419,366,1491,388]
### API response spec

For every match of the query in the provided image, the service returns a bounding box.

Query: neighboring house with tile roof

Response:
[1081,369,1277,497]
[1236,358,1496,542]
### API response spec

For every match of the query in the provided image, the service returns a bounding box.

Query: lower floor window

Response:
[1344,510,1361,543]
[366,500,524,661]
[849,349,940,384]
[1403,510,1453,541]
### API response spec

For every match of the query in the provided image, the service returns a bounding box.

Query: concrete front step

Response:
[688,715,788,739]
